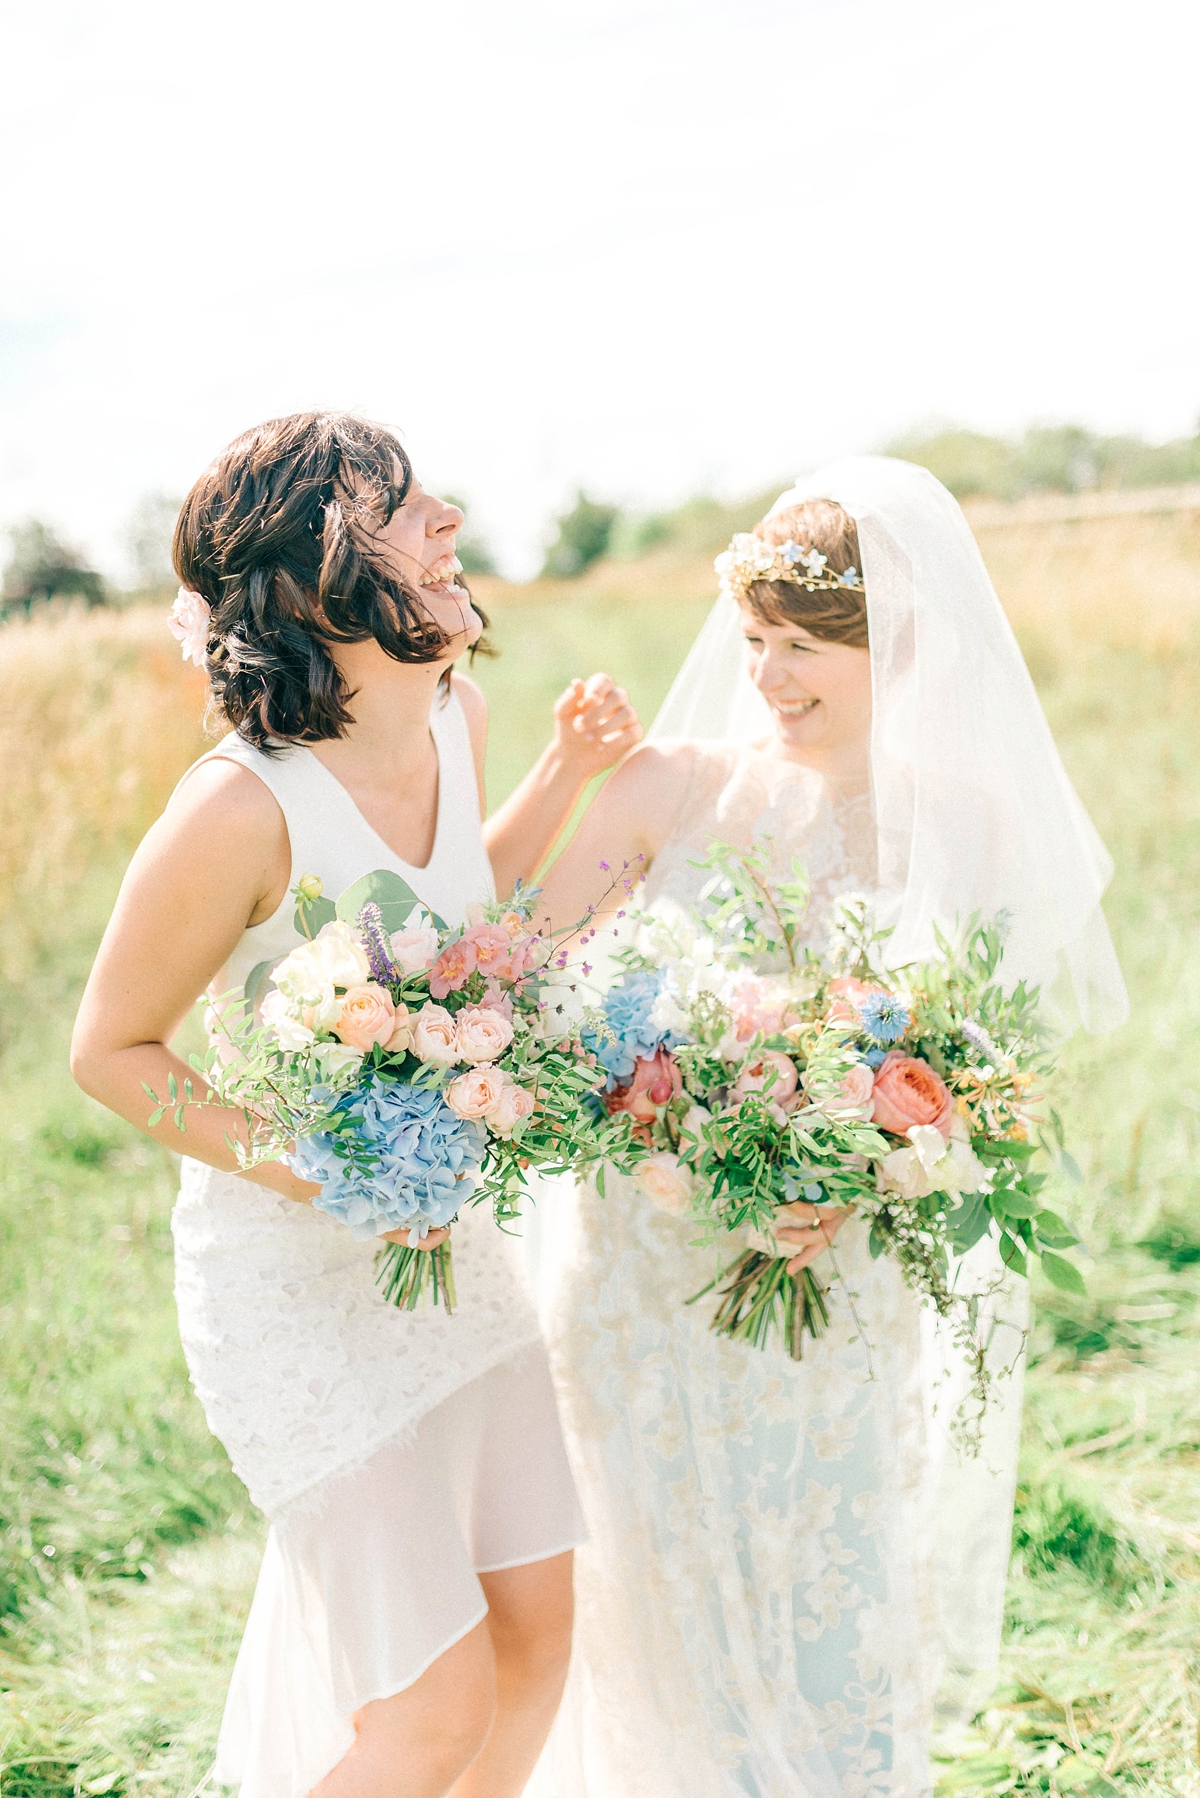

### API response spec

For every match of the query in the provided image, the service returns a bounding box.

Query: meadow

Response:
[1,500,1199,1797]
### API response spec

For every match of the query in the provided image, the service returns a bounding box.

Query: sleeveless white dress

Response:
[170,690,585,1798]
[530,747,950,1798]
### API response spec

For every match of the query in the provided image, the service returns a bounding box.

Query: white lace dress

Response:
[530,747,944,1798]
[170,691,585,1798]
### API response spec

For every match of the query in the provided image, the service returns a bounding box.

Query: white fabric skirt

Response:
[214,1343,586,1798]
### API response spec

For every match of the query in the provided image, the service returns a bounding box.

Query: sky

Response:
[1,0,1197,579]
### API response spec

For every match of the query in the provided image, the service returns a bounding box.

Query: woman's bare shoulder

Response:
[155,753,289,879]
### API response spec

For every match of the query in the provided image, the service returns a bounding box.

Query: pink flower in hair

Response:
[168,587,211,669]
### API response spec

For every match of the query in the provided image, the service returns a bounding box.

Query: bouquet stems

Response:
[688,1249,830,1360]
[375,1239,457,1313]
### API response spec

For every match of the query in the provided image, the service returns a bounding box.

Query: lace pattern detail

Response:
[173,1161,542,1519]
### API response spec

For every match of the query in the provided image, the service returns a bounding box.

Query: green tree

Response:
[541,490,620,579]
[1,520,106,616]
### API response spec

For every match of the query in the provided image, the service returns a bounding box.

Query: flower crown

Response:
[714,532,866,608]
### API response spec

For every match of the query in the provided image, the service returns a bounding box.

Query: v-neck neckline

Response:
[299,709,447,877]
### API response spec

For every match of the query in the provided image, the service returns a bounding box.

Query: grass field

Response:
[1,505,1199,1797]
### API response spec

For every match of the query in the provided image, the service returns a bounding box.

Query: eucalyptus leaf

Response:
[1039,1250,1087,1295]
[334,869,447,934]
[293,895,337,938]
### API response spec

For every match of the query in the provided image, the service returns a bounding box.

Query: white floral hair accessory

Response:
[714,533,866,608]
[168,586,211,669]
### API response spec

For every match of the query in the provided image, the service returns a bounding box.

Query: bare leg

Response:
[448,1551,575,1798]
[311,1616,496,1798]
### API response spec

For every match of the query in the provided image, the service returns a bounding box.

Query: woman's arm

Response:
[70,760,319,1203]
[531,739,697,938]
[453,671,643,896]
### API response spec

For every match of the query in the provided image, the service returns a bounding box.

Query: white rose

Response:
[260,988,316,1052]
[311,1040,364,1081]
[633,1152,694,1216]
[390,910,441,976]
[276,920,370,994]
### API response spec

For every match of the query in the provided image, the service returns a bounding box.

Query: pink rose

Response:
[462,922,513,978]
[332,982,396,1052]
[818,1060,875,1120]
[455,1004,515,1064]
[734,1049,800,1108]
[389,916,440,975]
[729,974,786,1044]
[870,1050,953,1139]
[383,1005,414,1054]
[826,975,887,1031]
[411,1002,460,1064]
[605,1048,683,1142]
[429,937,478,999]
[487,1079,536,1136]
[168,586,211,669]
[446,1065,506,1120]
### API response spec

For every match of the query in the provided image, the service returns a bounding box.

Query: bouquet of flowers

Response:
[587,840,1084,1418]
[149,867,642,1311]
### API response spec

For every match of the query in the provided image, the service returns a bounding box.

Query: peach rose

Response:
[729,974,787,1044]
[870,1050,953,1139]
[411,1002,461,1065]
[333,982,396,1052]
[498,910,527,941]
[734,1049,800,1108]
[429,937,478,1000]
[446,1065,506,1120]
[487,1078,536,1136]
[633,1151,694,1215]
[463,922,513,977]
[383,1004,414,1054]
[826,974,886,1031]
[455,1004,515,1063]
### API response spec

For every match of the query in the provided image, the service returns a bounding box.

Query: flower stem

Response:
[374,1240,457,1312]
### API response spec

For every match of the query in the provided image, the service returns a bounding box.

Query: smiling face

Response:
[739,606,873,778]
[367,471,483,660]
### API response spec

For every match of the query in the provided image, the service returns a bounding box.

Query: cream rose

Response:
[383,1005,414,1054]
[446,1064,507,1120]
[455,1004,515,1064]
[633,1152,694,1216]
[259,988,315,1053]
[487,1078,536,1137]
[389,911,440,976]
[333,982,396,1052]
[276,920,371,995]
[411,1002,461,1065]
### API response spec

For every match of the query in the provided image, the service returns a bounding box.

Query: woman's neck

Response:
[764,736,871,790]
[317,644,449,781]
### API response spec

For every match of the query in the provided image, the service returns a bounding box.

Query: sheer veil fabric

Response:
[528,459,1125,1794]
[651,454,1127,1033]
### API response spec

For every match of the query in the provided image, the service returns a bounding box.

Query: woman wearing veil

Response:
[527,457,1126,1797]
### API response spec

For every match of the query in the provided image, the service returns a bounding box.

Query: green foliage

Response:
[888,419,1200,500]
[540,490,620,578]
[1,520,106,616]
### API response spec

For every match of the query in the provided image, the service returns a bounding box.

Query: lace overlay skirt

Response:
[531,1172,942,1798]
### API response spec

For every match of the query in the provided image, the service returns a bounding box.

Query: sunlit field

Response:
[1,502,1198,1797]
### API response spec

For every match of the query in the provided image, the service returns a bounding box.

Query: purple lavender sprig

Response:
[357,902,401,985]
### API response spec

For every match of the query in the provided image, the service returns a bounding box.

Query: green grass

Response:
[1,563,1199,1794]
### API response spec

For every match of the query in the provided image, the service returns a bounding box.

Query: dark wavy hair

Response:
[173,410,486,752]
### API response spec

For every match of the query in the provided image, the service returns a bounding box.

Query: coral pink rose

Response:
[487,1078,536,1136]
[734,1049,800,1108]
[446,1065,506,1120]
[605,1048,683,1140]
[463,922,513,977]
[870,1051,953,1139]
[456,1004,515,1063]
[826,975,887,1030]
[429,937,478,999]
[411,1002,460,1064]
[333,982,396,1051]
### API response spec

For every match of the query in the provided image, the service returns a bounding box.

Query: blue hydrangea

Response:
[859,992,910,1044]
[289,1079,487,1242]
[582,968,671,1084]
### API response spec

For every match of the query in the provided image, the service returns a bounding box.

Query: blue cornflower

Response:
[859,991,910,1044]
[862,1047,889,1070]
[582,968,671,1084]
[289,1079,486,1241]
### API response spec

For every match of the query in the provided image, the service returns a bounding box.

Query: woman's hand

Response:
[774,1201,855,1275]
[379,1225,450,1251]
[553,674,643,780]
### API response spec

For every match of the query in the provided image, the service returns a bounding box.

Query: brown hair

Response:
[174,410,486,753]
[746,498,868,647]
